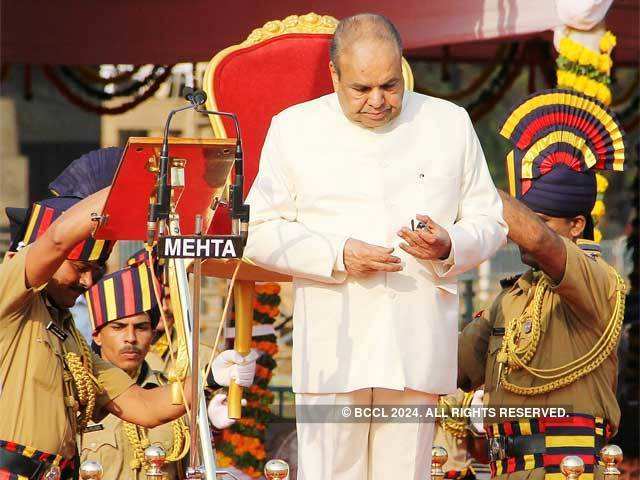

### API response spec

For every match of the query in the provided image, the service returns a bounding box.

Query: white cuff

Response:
[333,236,349,273]
[431,224,456,277]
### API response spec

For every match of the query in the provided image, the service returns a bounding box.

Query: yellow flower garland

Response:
[556,32,616,106]
[599,31,617,54]
[558,36,614,74]
[556,30,618,243]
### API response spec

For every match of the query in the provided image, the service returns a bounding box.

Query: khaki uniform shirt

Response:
[81,364,183,480]
[458,239,622,480]
[0,247,135,459]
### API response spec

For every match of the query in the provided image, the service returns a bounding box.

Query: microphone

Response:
[146,98,200,246]
[193,104,250,243]
[183,87,207,107]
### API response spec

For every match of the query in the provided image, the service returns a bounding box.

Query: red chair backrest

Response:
[212,33,334,196]
[205,33,335,234]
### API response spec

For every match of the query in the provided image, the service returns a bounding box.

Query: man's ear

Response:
[93,331,102,347]
[329,61,340,90]
[570,215,587,240]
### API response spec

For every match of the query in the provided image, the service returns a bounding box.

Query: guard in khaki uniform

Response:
[81,261,258,480]
[80,262,186,480]
[458,89,627,480]
[0,192,196,479]
[0,194,131,479]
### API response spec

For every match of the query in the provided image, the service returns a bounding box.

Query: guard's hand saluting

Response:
[397,214,452,261]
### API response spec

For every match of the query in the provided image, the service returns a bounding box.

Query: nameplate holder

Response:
[158,235,244,259]
[46,321,68,341]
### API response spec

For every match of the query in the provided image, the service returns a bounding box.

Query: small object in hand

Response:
[410,219,427,231]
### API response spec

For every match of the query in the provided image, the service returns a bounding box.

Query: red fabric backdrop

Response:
[1,1,637,65]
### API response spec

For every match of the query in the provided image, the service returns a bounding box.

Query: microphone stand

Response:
[194,106,250,244]
[147,103,200,246]
[147,94,220,480]
[151,90,251,479]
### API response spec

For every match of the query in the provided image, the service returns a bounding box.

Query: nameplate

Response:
[158,235,243,259]
[46,321,68,341]
[84,424,104,433]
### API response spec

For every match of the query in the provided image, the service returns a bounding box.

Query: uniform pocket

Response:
[147,422,178,452]
[81,426,118,452]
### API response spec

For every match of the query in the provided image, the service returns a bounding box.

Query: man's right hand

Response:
[343,238,403,278]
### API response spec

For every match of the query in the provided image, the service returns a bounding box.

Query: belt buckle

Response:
[488,436,506,462]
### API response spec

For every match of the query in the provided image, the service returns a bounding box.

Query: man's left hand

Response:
[397,215,452,260]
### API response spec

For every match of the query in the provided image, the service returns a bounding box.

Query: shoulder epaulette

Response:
[577,239,601,256]
[500,274,522,289]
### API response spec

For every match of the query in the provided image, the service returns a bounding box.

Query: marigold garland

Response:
[555,30,623,242]
[216,283,281,477]
[556,33,616,106]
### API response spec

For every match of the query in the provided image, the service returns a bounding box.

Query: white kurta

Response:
[245,91,507,394]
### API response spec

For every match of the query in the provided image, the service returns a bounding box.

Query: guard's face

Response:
[330,39,404,129]
[94,313,153,373]
[519,214,586,268]
[46,260,104,309]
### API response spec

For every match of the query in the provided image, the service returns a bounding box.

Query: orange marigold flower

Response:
[215,452,233,467]
[255,283,281,295]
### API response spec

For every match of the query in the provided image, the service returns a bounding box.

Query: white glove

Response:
[212,349,259,387]
[470,389,485,434]
[207,393,247,429]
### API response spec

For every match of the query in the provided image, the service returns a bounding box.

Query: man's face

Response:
[519,213,585,268]
[93,313,153,373]
[46,260,104,309]
[330,39,404,129]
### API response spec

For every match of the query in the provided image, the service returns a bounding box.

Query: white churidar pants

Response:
[296,388,438,480]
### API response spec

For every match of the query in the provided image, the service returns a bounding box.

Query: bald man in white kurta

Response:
[245,89,506,479]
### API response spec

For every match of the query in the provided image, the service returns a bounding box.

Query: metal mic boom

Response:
[194,104,250,243]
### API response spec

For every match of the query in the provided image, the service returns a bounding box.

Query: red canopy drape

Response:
[2,0,637,66]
